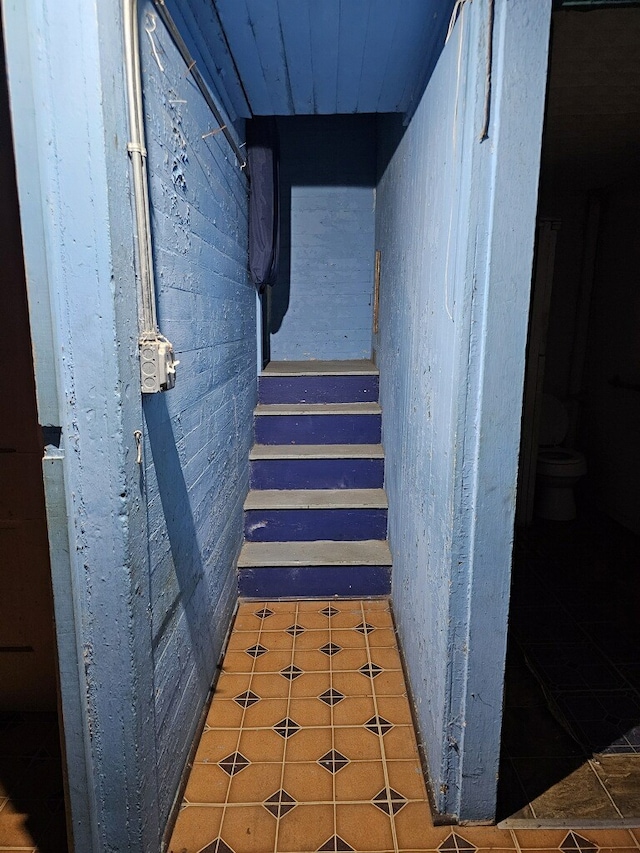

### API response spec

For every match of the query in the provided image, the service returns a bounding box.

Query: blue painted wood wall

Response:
[4,1,254,848]
[269,115,376,361]
[375,0,551,822]
[141,0,255,830]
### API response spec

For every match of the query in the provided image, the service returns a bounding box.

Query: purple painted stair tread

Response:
[259,373,379,404]
[237,539,392,567]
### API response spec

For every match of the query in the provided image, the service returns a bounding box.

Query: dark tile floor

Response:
[498,509,640,825]
[0,711,68,852]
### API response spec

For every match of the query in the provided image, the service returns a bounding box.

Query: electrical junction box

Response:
[140,335,179,393]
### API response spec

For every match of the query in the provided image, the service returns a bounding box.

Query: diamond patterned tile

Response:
[372,787,407,815]
[318,749,350,773]
[169,598,638,853]
[263,789,297,818]
[273,718,301,739]
[319,688,345,706]
[218,752,250,776]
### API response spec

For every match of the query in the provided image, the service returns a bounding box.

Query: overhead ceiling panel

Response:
[212,0,454,116]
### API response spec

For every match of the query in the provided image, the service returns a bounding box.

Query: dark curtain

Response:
[247,117,280,293]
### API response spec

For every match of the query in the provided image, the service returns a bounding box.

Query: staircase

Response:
[237,360,392,599]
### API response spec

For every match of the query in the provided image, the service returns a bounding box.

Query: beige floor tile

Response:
[591,755,640,819]
[393,801,442,848]
[222,650,258,674]
[293,650,332,672]
[376,696,414,725]
[287,697,332,727]
[0,809,36,847]
[370,646,403,670]
[330,628,369,649]
[220,803,277,853]
[242,698,289,729]
[183,763,230,804]
[285,727,333,762]
[587,829,639,848]
[282,761,334,802]
[294,612,332,630]
[253,629,297,650]
[369,670,407,696]
[523,760,620,821]
[360,608,394,628]
[386,760,429,801]
[367,628,398,647]
[214,672,253,700]
[330,612,366,629]
[382,726,421,760]
[250,673,295,699]
[334,726,383,762]
[332,648,370,671]
[253,651,295,674]
[206,698,245,729]
[513,829,589,848]
[332,671,375,697]
[238,728,286,764]
[336,802,394,851]
[227,630,262,651]
[456,826,516,848]
[276,803,334,852]
[331,695,376,726]
[334,760,386,802]
[297,600,335,612]
[167,804,223,853]
[227,763,283,804]
[193,729,241,764]
[294,628,330,649]
[289,672,332,699]
[255,613,304,632]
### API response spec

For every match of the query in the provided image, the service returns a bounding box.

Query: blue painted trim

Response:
[238,565,392,598]
[255,413,381,445]
[250,458,384,490]
[258,375,379,404]
[244,508,388,542]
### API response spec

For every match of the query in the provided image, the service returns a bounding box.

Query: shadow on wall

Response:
[143,395,217,689]
[268,115,378,358]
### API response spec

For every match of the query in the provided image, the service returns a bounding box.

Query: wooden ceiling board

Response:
[277,1,315,113]
[308,1,341,114]
[335,0,371,114]
[211,0,455,115]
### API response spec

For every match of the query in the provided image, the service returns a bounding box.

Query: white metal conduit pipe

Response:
[123,0,178,392]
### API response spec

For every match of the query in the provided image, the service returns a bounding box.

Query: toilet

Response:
[535,394,586,521]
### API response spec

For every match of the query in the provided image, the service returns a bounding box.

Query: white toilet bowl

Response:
[535,395,586,521]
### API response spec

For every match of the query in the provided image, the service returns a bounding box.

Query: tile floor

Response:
[498,512,640,825]
[168,599,640,853]
[0,711,67,853]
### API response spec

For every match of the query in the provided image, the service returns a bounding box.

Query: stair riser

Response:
[255,414,381,445]
[259,375,379,405]
[238,566,392,598]
[244,509,387,542]
[250,458,384,490]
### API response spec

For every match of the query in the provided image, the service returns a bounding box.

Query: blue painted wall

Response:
[4,0,254,849]
[140,0,255,830]
[375,0,551,821]
[269,115,376,361]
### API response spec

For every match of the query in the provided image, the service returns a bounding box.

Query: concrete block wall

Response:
[140,0,255,826]
[375,0,551,822]
[269,115,376,361]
